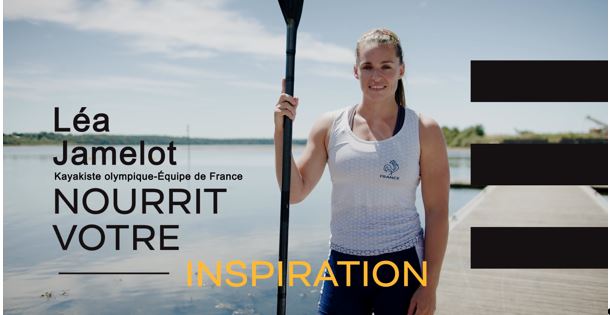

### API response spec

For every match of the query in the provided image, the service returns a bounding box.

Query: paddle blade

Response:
[278,0,304,27]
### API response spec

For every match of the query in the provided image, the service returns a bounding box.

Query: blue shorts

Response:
[317,246,423,315]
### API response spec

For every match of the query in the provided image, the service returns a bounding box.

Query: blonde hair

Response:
[355,28,406,107]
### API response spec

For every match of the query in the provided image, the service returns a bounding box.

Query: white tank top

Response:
[327,105,424,256]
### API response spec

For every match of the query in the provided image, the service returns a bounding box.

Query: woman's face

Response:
[354,43,404,104]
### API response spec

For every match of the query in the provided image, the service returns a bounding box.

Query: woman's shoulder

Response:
[416,112,446,149]
[417,112,441,130]
[312,106,350,130]
[309,106,350,149]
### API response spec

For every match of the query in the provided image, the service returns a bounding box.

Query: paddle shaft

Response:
[277,19,297,315]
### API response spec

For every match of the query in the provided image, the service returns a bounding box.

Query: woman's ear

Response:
[353,65,359,79]
[399,64,405,78]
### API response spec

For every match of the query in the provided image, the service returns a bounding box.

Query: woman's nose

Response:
[372,69,382,80]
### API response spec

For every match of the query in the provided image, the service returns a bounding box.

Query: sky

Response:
[3,0,608,139]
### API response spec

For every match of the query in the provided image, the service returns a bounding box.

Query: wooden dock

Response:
[436,186,607,315]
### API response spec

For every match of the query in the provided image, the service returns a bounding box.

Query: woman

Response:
[273,28,449,315]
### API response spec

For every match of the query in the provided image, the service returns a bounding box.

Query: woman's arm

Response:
[419,114,449,289]
[408,114,449,315]
[273,80,334,204]
[274,112,333,204]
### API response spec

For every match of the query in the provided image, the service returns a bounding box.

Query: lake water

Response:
[4,145,479,315]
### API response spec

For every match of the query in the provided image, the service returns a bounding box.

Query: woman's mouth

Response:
[369,85,387,91]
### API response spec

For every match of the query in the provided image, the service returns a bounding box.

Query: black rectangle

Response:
[471,227,607,268]
[471,60,608,102]
[471,143,607,185]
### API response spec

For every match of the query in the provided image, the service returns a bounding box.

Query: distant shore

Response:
[3,132,299,146]
[3,131,606,147]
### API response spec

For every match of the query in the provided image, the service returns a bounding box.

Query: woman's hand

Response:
[274,79,299,131]
[407,286,436,315]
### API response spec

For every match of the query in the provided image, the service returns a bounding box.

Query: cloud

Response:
[407,73,468,87]
[226,80,278,91]
[142,62,231,78]
[142,63,279,91]
[4,74,193,97]
[4,0,353,64]
[4,61,281,101]
[305,65,354,80]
